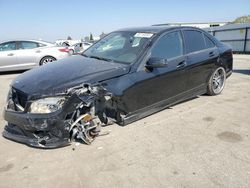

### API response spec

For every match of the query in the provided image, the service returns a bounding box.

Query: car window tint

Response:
[151,31,183,59]
[84,32,151,64]
[96,35,126,52]
[204,35,215,48]
[0,42,16,51]
[20,41,39,49]
[132,37,142,47]
[183,30,206,53]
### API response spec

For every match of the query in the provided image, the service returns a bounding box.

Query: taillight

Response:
[58,48,70,53]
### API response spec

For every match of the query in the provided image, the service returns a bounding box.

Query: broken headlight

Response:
[28,97,66,114]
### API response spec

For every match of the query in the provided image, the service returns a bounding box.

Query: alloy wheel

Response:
[41,57,55,65]
[212,67,226,94]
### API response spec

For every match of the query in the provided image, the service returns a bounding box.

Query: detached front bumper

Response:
[3,109,71,148]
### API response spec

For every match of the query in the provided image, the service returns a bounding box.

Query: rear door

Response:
[183,29,219,92]
[0,41,18,71]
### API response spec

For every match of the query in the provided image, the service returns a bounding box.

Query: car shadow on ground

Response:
[233,69,250,75]
[167,96,199,109]
[0,70,27,76]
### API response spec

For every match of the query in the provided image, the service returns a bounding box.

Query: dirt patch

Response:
[217,131,242,143]
[203,116,215,122]
[0,164,14,173]
[224,98,239,102]
[173,171,178,175]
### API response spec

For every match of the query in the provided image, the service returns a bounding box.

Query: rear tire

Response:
[69,49,74,55]
[39,56,56,66]
[207,67,226,96]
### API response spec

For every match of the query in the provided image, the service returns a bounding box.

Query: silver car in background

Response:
[0,40,70,72]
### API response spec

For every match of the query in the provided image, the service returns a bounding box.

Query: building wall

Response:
[170,23,226,28]
[154,22,226,28]
[206,24,250,53]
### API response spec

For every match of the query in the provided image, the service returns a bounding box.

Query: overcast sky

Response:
[0,0,249,42]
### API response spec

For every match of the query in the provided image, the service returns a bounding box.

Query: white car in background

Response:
[68,42,92,54]
[0,40,71,72]
[55,39,81,47]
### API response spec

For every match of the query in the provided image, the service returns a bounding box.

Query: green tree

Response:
[233,15,250,24]
[89,33,93,41]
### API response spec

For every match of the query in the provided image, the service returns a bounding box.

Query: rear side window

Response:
[183,30,206,53]
[204,35,215,48]
[20,41,39,49]
[151,31,183,59]
[38,43,46,47]
[0,42,16,51]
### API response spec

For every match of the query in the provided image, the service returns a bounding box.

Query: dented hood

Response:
[12,55,130,96]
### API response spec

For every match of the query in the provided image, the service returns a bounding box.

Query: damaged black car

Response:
[3,26,233,148]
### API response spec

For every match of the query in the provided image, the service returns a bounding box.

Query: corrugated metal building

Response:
[153,22,226,28]
[205,23,250,53]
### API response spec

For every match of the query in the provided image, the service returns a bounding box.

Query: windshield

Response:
[83,31,153,64]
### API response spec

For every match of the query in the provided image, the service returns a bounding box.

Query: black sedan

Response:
[3,26,233,148]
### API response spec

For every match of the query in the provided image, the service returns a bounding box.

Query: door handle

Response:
[7,53,14,56]
[209,51,215,57]
[36,50,41,53]
[177,61,186,69]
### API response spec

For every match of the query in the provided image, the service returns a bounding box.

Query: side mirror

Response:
[146,57,168,68]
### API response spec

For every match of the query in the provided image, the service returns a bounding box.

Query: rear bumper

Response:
[56,53,71,60]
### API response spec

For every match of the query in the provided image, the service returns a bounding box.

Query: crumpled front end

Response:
[3,109,71,148]
[3,123,70,148]
[3,85,110,148]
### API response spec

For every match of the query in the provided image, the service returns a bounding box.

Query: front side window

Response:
[183,30,206,53]
[0,42,16,51]
[151,31,183,59]
[83,32,152,64]
[20,41,39,49]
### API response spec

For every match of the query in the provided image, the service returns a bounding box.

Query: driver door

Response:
[122,31,188,113]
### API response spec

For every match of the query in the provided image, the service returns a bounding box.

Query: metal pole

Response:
[243,28,248,53]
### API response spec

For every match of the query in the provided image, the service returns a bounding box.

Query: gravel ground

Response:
[0,54,250,188]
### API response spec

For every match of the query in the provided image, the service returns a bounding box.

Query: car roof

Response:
[0,39,53,46]
[116,26,201,34]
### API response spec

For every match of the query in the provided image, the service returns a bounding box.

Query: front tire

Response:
[39,56,56,66]
[207,67,226,96]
